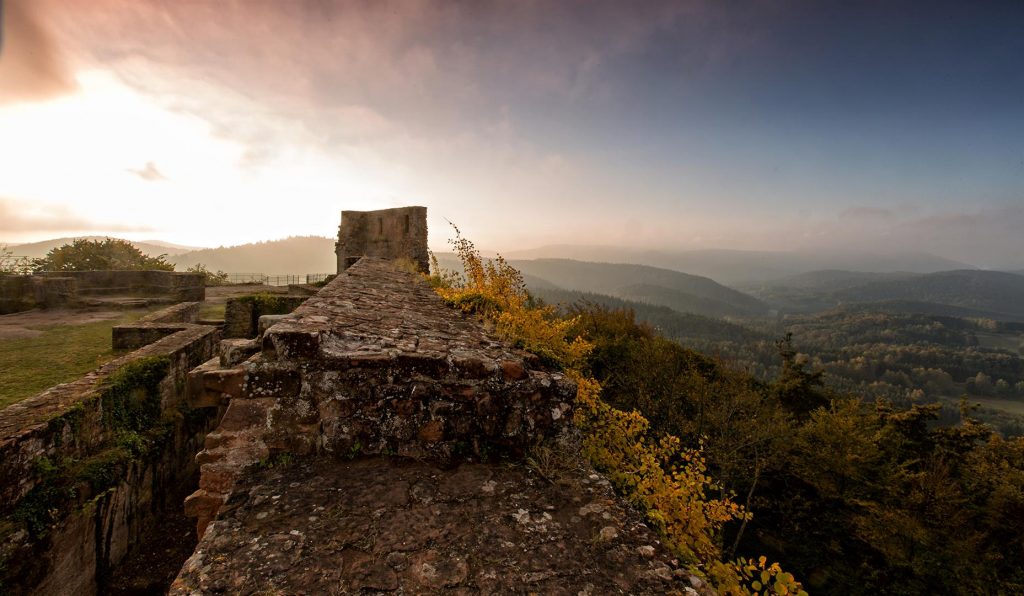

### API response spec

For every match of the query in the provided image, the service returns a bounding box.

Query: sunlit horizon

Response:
[1,0,1022,267]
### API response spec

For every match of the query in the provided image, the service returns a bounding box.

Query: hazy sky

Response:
[0,0,1022,266]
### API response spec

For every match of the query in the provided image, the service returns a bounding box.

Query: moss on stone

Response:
[7,355,174,540]
[99,356,170,433]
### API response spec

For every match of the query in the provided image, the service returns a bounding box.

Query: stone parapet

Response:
[37,270,204,301]
[0,317,221,594]
[185,257,576,535]
[335,206,429,273]
[0,275,76,314]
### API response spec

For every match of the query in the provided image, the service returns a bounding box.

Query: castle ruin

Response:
[0,206,711,595]
[335,206,429,273]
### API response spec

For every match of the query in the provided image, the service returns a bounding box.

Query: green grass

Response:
[0,310,152,409]
[198,302,225,320]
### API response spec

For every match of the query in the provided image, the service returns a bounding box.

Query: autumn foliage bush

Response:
[428,226,805,595]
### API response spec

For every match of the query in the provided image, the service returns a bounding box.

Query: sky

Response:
[0,0,1022,267]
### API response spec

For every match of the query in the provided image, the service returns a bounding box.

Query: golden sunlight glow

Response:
[0,71,394,246]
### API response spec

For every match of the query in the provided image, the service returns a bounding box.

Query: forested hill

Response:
[827,300,1024,322]
[431,253,770,319]
[503,244,972,285]
[6,236,338,273]
[508,258,770,317]
[6,237,199,258]
[171,236,337,273]
[834,270,1024,319]
[531,286,769,344]
[763,269,918,291]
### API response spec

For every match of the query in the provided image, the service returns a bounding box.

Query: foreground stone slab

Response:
[172,457,711,595]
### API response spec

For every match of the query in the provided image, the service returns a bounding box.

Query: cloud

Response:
[0,197,152,233]
[892,206,1024,267]
[0,0,78,104]
[30,1,694,136]
[779,204,1024,268]
[127,161,166,181]
[840,206,894,219]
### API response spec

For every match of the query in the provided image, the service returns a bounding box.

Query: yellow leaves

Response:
[431,226,804,595]
[568,372,745,564]
[718,556,808,596]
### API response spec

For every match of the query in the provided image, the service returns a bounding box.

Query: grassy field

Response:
[0,310,152,409]
[198,302,226,320]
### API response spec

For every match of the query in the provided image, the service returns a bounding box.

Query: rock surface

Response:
[172,457,709,595]
[185,258,575,534]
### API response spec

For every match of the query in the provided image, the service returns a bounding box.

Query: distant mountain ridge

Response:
[171,236,337,273]
[763,269,919,291]
[825,300,1024,322]
[5,236,200,258]
[504,244,973,285]
[833,270,1024,319]
[746,268,1024,320]
[4,236,338,273]
[431,253,769,319]
[506,258,770,318]
[531,287,769,344]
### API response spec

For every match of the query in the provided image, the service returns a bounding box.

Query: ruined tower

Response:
[335,206,429,273]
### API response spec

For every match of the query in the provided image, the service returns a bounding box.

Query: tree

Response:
[771,333,831,419]
[32,238,174,272]
[185,263,229,285]
[0,244,32,275]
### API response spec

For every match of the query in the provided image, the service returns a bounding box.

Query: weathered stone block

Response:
[335,206,429,273]
[219,338,260,367]
[186,257,577,533]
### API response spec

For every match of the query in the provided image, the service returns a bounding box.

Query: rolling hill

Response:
[833,270,1024,319]
[170,236,337,273]
[824,300,1024,322]
[532,287,769,344]
[760,269,919,292]
[615,283,764,319]
[5,237,200,258]
[742,270,921,314]
[505,258,770,318]
[431,254,770,318]
[503,245,972,285]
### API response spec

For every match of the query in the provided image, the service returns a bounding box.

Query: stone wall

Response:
[1,271,204,314]
[222,294,309,339]
[0,304,222,595]
[38,270,204,301]
[111,302,206,350]
[184,257,575,534]
[170,255,715,596]
[0,275,76,314]
[335,206,429,273]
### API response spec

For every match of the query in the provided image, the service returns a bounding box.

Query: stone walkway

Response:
[172,457,709,595]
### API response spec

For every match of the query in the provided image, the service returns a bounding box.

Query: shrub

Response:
[32,238,174,272]
[429,224,803,594]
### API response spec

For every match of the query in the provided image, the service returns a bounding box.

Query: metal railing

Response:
[305,273,332,284]
[0,256,33,275]
[220,273,332,287]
